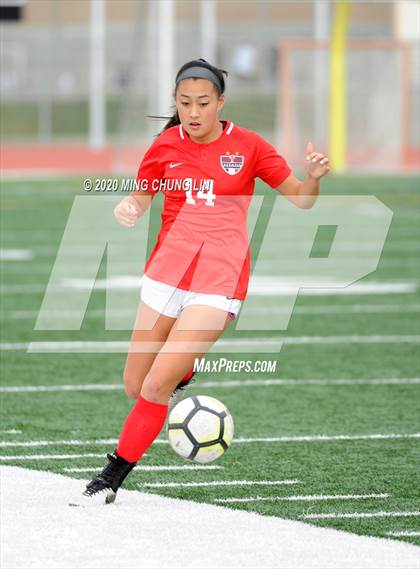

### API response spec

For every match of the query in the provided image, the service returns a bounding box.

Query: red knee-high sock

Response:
[116,395,168,463]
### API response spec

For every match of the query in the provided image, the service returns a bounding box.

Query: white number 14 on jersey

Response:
[185,179,216,207]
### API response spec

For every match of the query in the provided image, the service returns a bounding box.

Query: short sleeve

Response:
[135,138,165,194]
[254,134,292,188]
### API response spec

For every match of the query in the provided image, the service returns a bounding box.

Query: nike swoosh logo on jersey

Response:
[169,162,183,168]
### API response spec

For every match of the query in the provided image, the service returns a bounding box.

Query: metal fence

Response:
[0,3,418,171]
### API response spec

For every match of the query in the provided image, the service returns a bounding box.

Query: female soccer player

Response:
[80,58,329,504]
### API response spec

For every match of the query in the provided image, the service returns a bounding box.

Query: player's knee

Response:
[125,385,140,400]
[124,383,140,400]
[140,368,170,403]
[123,372,141,400]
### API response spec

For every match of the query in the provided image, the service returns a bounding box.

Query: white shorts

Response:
[141,275,242,320]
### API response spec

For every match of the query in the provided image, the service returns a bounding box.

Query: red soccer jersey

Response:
[136,120,291,300]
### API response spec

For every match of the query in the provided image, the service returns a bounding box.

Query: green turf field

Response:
[0,175,419,545]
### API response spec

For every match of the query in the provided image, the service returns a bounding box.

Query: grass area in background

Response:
[0,175,419,545]
[0,96,275,140]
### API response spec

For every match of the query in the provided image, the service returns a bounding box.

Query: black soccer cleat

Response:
[80,452,136,505]
[168,372,196,412]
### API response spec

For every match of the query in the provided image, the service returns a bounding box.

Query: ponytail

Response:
[162,110,181,132]
[147,110,180,135]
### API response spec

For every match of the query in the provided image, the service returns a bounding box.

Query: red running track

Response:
[0,145,146,175]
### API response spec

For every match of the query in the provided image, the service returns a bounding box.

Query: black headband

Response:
[175,66,223,92]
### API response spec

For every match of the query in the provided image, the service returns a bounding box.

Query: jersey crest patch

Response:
[220,154,244,176]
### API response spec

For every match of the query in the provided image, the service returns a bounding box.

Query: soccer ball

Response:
[167,395,234,463]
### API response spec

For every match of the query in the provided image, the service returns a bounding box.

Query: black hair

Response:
[150,58,228,134]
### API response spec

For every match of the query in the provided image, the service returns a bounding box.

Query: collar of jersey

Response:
[178,120,234,147]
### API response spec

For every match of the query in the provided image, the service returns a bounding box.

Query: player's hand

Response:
[305,142,330,179]
[114,197,141,228]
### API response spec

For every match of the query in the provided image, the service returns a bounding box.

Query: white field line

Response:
[0,384,124,393]
[0,453,113,461]
[1,377,419,394]
[0,249,33,261]
[246,304,420,315]
[2,303,420,320]
[303,511,420,520]
[0,228,417,242]
[64,465,223,473]
[199,378,420,388]
[0,429,22,434]
[0,285,49,294]
[214,493,390,504]
[1,335,419,353]
[386,531,420,537]
[1,343,30,350]
[0,439,118,449]
[4,258,420,276]
[139,480,301,488]
[233,433,420,443]
[1,432,419,449]
[0,280,417,296]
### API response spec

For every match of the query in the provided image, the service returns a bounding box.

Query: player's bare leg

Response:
[123,301,177,399]
[166,305,235,407]
[124,300,198,408]
[141,305,232,405]
[74,306,232,506]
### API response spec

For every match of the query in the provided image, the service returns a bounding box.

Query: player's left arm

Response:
[274,142,330,209]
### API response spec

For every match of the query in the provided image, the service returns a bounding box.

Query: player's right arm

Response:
[114,136,164,228]
[114,193,153,228]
